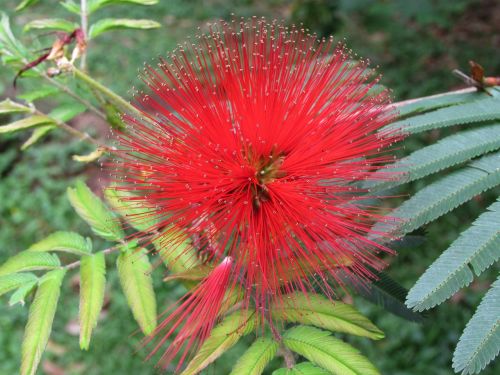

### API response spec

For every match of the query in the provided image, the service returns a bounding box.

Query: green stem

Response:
[72,67,141,117]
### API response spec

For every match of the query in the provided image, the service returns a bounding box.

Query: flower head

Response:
[111,17,400,369]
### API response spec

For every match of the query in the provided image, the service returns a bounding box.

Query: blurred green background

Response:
[1,0,499,374]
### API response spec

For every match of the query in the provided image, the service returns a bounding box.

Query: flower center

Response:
[251,153,287,211]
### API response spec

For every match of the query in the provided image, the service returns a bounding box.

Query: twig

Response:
[392,87,477,108]
[33,108,109,149]
[80,0,89,70]
[66,246,118,270]
[278,345,296,369]
[72,67,142,117]
[41,73,106,120]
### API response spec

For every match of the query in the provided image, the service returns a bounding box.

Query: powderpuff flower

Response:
[110,17,400,370]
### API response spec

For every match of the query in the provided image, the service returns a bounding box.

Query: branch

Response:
[65,246,118,270]
[392,87,477,108]
[33,108,109,149]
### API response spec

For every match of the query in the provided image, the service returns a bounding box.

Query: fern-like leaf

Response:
[153,227,202,274]
[21,269,65,375]
[116,248,157,335]
[407,197,500,311]
[181,311,256,375]
[79,252,106,350]
[0,251,60,276]
[453,273,500,374]
[0,273,37,297]
[374,152,500,237]
[105,187,160,232]
[28,231,92,256]
[387,97,500,134]
[367,124,500,192]
[230,337,279,375]
[283,325,380,375]
[9,279,37,306]
[271,293,384,340]
[67,181,124,242]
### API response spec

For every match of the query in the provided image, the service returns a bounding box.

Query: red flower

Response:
[111,17,400,369]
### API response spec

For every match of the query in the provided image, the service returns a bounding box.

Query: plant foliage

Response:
[371,89,500,374]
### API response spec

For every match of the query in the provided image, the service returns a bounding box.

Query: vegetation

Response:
[1,0,499,374]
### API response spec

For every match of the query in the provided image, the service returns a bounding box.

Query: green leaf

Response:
[0,99,31,114]
[0,115,54,134]
[88,18,161,39]
[15,0,39,11]
[88,0,158,13]
[116,248,156,335]
[60,0,80,14]
[271,293,384,340]
[181,311,256,375]
[0,12,28,59]
[453,273,500,374]
[48,103,87,122]
[9,279,37,306]
[18,86,59,102]
[367,124,500,192]
[79,252,106,350]
[21,269,65,375]
[388,97,500,135]
[273,362,331,375]
[21,125,55,150]
[28,231,92,256]
[104,186,160,231]
[23,18,78,33]
[396,90,488,117]
[407,198,500,311]
[154,227,202,274]
[230,337,279,375]
[0,273,37,297]
[67,181,124,241]
[374,152,500,237]
[0,251,60,277]
[283,325,380,375]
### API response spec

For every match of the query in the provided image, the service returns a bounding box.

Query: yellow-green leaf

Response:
[0,98,31,114]
[283,325,380,375]
[89,0,158,13]
[0,251,60,277]
[105,186,160,232]
[0,273,37,297]
[88,18,160,39]
[28,231,92,256]
[154,227,202,274]
[181,311,256,375]
[9,279,37,306]
[18,86,59,102]
[0,115,53,134]
[271,293,384,340]
[230,337,279,375]
[67,181,124,242]
[117,248,156,335]
[23,18,78,33]
[21,125,55,150]
[79,252,106,350]
[21,269,65,375]
[15,0,38,11]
